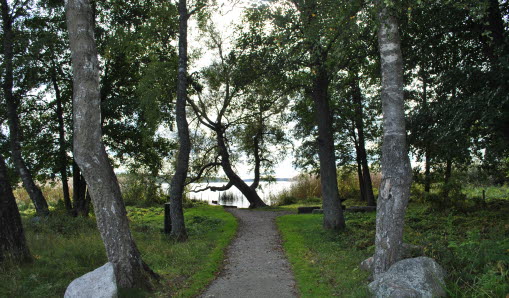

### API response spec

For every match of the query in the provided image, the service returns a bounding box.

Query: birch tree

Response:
[65,0,155,288]
[373,1,412,277]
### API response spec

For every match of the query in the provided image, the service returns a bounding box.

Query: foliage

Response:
[118,172,166,207]
[0,205,237,297]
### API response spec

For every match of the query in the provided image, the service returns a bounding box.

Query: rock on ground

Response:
[201,209,297,298]
[64,262,117,298]
[369,257,446,298]
[360,243,425,272]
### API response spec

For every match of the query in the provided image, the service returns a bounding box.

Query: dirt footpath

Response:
[201,209,298,298]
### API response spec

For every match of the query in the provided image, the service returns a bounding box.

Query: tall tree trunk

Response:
[72,160,89,217]
[216,130,267,208]
[422,75,431,193]
[51,68,72,214]
[169,0,190,241]
[250,132,262,190]
[311,67,345,230]
[373,3,412,278]
[355,149,366,202]
[424,150,431,193]
[66,0,155,288]
[0,154,31,265]
[1,0,49,216]
[443,159,452,199]
[352,80,376,206]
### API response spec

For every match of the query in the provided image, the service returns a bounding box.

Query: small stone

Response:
[360,256,374,272]
[64,262,117,298]
[369,257,447,298]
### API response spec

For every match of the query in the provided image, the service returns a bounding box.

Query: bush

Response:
[119,172,166,206]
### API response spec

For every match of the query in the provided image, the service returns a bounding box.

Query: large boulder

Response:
[360,243,425,272]
[64,262,118,298]
[369,257,447,298]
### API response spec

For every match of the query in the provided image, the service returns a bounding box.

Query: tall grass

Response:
[272,170,381,206]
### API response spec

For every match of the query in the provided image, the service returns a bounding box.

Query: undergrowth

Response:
[278,199,509,297]
[0,205,237,297]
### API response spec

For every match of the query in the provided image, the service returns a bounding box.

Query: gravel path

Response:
[201,209,298,298]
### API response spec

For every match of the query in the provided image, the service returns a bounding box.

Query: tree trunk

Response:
[373,3,412,278]
[422,75,431,193]
[72,160,89,217]
[65,0,155,288]
[250,132,262,190]
[1,0,49,216]
[216,130,267,208]
[311,67,345,230]
[0,154,31,265]
[352,80,376,206]
[424,150,431,193]
[51,68,72,214]
[353,136,366,202]
[168,0,190,241]
[443,159,452,199]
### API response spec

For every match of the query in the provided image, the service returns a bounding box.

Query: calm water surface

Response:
[163,180,293,208]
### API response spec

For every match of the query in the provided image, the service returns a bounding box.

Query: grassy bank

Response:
[277,200,509,297]
[0,205,237,297]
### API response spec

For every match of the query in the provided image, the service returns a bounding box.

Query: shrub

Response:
[119,172,166,206]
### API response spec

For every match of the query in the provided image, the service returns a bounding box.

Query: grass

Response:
[277,199,509,297]
[277,213,371,297]
[0,205,237,297]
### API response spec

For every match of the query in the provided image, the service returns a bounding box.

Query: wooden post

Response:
[164,203,172,234]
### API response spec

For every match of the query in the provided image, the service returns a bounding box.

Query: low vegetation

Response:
[0,205,237,297]
[277,196,509,297]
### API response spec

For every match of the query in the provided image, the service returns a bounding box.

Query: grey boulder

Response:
[369,257,446,298]
[360,243,425,272]
[64,262,118,298]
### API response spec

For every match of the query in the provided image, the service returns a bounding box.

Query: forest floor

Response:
[201,209,298,298]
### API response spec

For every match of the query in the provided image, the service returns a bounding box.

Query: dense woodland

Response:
[0,0,508,296]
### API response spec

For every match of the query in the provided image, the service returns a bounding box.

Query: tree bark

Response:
[1,0,49,216]
[51,67,72,214]
[72,160,90,217]
[422,75,431,193]
[443,159,452,199]
[216,129,267,208]
[373,3,412,278]
[311,66,345,230]
[65,0,154,288]
[356,150,366,202]
[0,154,31,265]
[352,80,376,206]
[168,0,190,241]
[250,131,262,190]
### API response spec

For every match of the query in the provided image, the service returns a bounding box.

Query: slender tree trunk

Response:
[169,0,190,241]
[311,67,345,230]
[72,160,89,217]
[443,159,452,199]
[0,154,31,265]
[373,3,412,278]
[250,132,262,190]
[216,130,267,208]
[51,69,72,213]
[356,150,366,202]
[1,0,49,216]
[422,76,431,193]
[424,150,431,193]
[66,0,155,288]
[352,80,376,206]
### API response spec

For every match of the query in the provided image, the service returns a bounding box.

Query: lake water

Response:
[163,180,293,208]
